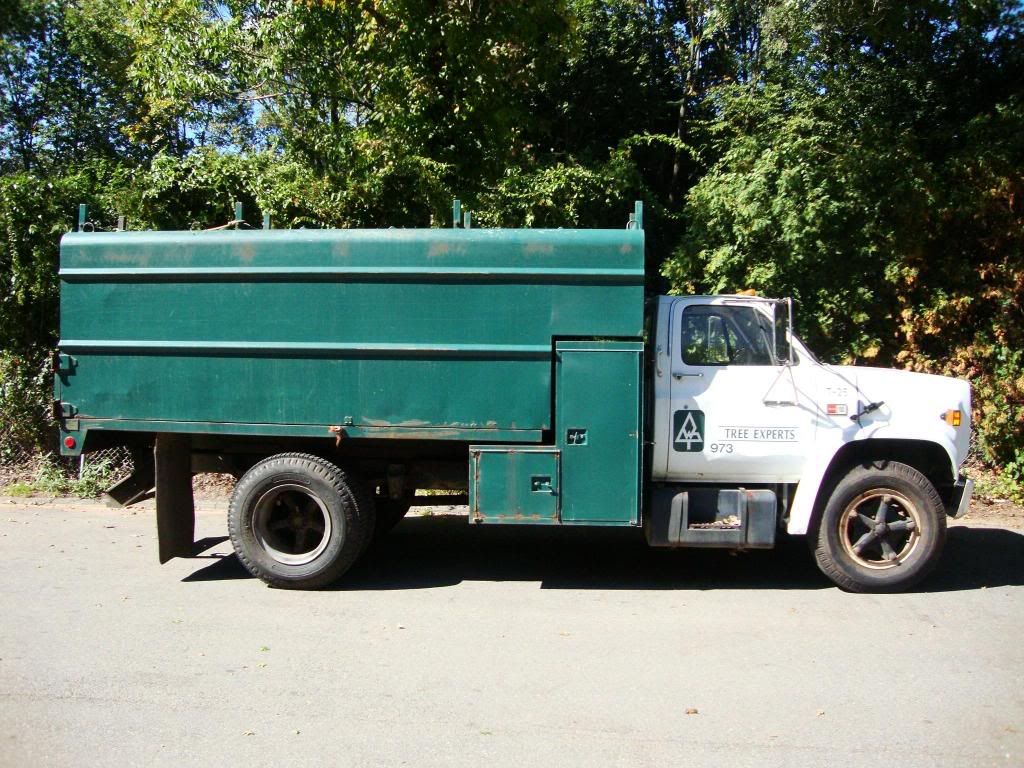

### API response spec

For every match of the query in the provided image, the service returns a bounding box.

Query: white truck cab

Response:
[648,295,973,592]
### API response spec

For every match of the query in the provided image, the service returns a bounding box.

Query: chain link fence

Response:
[0,445,134,495]
[81,447,136,482]
[0,445,60,485]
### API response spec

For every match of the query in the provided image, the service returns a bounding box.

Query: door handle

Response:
[531,476,555,494]
[673,372,704,379]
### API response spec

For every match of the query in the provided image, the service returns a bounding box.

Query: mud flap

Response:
[155,434,194,563]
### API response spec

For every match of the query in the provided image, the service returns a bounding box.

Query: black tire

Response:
[810,461,946,593]
[373,498,412,540]
[228,453,374,589]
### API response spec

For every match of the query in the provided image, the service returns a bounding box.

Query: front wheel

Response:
[811,461,946,593]
[228,453,374,589]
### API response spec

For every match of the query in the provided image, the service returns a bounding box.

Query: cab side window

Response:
[681,305,774,366]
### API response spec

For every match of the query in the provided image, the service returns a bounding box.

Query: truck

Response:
[53,201,974,592]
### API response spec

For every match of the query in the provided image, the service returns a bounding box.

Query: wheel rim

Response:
[838,488,922,570]
[251,484,333,566]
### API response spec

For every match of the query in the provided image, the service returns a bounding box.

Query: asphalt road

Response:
[1,500,1022,768]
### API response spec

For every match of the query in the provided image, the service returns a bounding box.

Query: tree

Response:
[666,0,1024,473]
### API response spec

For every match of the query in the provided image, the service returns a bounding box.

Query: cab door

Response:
[664,297,815,483]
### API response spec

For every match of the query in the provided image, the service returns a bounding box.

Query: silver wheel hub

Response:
[251,484,333,566]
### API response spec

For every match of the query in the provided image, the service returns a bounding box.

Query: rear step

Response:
[104,449,155,507]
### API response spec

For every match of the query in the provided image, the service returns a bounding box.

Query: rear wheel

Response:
[811,461,946,593]
[228,453,374,589]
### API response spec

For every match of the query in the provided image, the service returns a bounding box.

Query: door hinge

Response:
[52,400,77,419]
[51,352,77,374]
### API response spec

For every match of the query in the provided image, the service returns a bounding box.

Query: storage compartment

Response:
[469,447,561,524]
[555,341,643,525]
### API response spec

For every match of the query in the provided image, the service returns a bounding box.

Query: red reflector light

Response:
[63,436,76,449]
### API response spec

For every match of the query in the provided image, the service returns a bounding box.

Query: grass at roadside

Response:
[3,481,33,497]
[0,454,123,499]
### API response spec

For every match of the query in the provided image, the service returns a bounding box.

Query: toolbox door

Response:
[469,448,561,524]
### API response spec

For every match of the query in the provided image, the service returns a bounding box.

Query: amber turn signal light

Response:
[942,409,962,427]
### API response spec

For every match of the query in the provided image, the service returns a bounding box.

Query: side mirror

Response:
[772,298,794,366]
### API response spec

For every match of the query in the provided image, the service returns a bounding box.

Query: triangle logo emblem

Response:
[672,409,705,452]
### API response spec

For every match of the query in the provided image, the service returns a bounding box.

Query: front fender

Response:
[786,423,961,535]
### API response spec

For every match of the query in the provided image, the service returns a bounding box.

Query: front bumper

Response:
[948,476,974,519]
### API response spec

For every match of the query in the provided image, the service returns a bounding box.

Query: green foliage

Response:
[0,169,105,355]
[0,1,156,171]
[666,81,930,360]
[31,458,71,496]
[0,351,55,463]
[2,482,33,497]
[967,462,1024,506]
[477,158,637,229]
[665,0,1024,478]
[72,455,121,497]
[107,145,452,230]
[1,454,121,497]
[895,96,1024,480]
[530,0,676,164]
[0,0,1021,494]
[112,0,252,152]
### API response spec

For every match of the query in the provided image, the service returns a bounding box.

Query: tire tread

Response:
[228,452,373,589]
[811,461,946,593]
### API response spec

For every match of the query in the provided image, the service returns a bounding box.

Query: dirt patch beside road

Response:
[958,498,1024,529]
